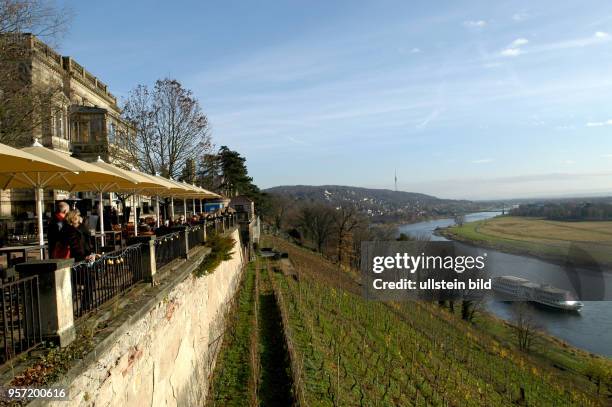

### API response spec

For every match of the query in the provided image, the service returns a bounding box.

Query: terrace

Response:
[0,141,237,366]
[1,212,237,365]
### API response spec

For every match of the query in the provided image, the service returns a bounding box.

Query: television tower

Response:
[394,169,398,192]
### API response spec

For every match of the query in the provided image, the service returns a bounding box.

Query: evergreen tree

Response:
[198,153,222,191]
[180,158,197,184]
[218,146,255,197]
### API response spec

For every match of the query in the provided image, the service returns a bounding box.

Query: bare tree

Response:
[333,206,362,265]
[460,299,484,322]
[454,214,466,226]
[122,78,213,178]
[297,204,335,254]
[510,302,540,352]
[0,0,71,145]
[268,194,291,232]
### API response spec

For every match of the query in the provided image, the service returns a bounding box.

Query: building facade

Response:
[0,34,134,219]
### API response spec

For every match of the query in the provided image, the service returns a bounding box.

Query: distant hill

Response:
[264,185,480,221]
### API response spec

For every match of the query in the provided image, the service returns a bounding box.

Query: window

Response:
[78,120,89,143]
[108,122,116,144]
[70,121,78,142]
[90,117,102,142]
[54,111,64,139]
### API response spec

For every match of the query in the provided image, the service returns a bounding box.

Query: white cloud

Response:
[595,31,610,38]
[500,48,522,57]
[471,158,494,164]
[586,119,612,127]
[563,160,576,165]
[511,38,529,47]
[512,13,528,22]
[464,20,487,28]
[410,47,421,53]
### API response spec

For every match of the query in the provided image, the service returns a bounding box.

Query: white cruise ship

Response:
[492,276,583,312]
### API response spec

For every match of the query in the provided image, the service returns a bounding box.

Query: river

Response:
[397,212,612,357]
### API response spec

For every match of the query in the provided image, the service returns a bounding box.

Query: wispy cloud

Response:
[471,158,494,164]
[541,31,611,51]
[416,109,441,129]
[500,38,529,57]
[410,47,421,53]
[512,13,529,22]
[463,20,487,28]
[497,31,610,59]
[500,48,522,57]
[285,135,310,146]
[563,159,576,165]
[586,119,612,127]
[511,38,529,47]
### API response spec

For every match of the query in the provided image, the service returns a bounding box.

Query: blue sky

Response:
[58,1,612,199]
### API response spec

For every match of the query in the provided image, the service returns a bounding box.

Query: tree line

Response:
[511,202,612,221]
[263,194,412,269]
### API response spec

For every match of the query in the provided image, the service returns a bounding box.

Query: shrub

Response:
[194,233,235,277]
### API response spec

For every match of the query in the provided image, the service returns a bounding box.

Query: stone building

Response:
[0,34,134,219]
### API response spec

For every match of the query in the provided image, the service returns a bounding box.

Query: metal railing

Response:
[154,231,185,269]
[0,276,42,364]
[187,225,204,251]
[71,244,144,318]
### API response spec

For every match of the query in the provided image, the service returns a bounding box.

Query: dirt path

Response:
[257,261,294,406]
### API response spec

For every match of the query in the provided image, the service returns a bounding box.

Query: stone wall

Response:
[37,229,245,406]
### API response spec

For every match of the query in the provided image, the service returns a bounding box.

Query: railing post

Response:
[128,237,157,284]
[183,228,190,259]
[15,259,76,347]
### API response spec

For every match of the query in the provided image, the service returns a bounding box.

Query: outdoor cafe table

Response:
[0,244,47,267]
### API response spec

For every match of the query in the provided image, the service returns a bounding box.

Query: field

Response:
[206,234,611,406]
[440,216,612,268]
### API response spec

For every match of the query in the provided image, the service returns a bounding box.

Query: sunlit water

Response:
[398,212,612,356]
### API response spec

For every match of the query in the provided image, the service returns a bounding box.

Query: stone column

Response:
[127,236,157,284]
[16,259,76,347]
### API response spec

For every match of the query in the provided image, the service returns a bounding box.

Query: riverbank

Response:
[437,216,612,270]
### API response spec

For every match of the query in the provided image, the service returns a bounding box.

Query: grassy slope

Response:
[207,263,257,406]
[440,216,612,267]
[262,234,611,406]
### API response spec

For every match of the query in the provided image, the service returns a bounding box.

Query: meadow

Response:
[440,216,612,268]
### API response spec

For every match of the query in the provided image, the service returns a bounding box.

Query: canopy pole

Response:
[98,191,106,247]
[34,187,45,258]
[170,197,174,221]
[192,198,196,217]
[183,198,187,223]
[199,199,203,214]
[155,195,160,228]
[132,194,138,237]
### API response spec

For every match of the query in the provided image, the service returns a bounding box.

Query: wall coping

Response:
[28,243,216,406]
